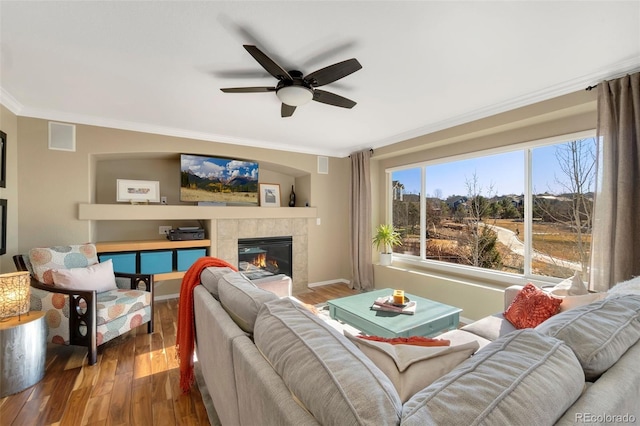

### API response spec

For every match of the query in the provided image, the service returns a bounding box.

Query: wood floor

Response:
[0,283,357,426]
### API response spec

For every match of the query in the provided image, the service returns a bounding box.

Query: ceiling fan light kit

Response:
[276,85,313,107]
[221,44,361,117]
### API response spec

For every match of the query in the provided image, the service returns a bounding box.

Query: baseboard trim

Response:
[308,278,351,289]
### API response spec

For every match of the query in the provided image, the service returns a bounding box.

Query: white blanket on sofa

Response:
[607,276,640,297]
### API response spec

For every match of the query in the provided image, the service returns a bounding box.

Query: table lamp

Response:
[0,271,31,321]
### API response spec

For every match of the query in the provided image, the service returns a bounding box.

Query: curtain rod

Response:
[585,69,640,91]
[348,148,374,158]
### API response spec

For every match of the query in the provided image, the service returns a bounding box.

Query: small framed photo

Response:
[259,183,281,207]
[117,179,160,203]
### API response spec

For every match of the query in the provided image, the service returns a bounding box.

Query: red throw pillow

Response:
[504,283,562,329]
[357,335,451,347]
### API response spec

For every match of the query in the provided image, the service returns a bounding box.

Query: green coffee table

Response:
[327,288,461,338]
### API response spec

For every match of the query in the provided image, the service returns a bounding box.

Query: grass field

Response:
[397,218,590,278]
[180,187,258,204]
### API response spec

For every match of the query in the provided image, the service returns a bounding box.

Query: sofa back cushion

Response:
[402,329,584,426]
[536,294,640,380]
[218,272,278,333]
[200,267,235,299]
[254,298,402,425]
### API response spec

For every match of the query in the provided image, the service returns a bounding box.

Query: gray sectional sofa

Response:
[194,269,640,425]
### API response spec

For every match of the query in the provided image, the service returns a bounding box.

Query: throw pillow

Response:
[504,283,562,328]
[345,331,478,403]
[51,259,118,293]
[29,243,99,284]
[356,335,451,347]
[549,272,588,297]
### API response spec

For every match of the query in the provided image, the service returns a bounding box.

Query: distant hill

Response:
[181,171,257,193]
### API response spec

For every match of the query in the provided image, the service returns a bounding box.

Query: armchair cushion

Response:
[96,289,152,344]
[51,259,118,293]
[29,244,99,284]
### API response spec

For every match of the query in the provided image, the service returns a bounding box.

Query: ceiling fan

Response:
[220,45,362,117]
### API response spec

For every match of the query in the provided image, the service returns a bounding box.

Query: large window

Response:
[390,135,596,282]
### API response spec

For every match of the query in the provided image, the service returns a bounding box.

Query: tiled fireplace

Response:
[214,218,308,294]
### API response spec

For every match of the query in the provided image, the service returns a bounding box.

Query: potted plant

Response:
[372,224,402,266]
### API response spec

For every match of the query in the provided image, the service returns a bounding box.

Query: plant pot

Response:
[379,252,393,266]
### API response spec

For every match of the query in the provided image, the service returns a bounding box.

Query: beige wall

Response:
[0,106,19,272]
[15,118,352,287]
[370,89,598,320]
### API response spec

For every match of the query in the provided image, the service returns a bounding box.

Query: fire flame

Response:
[252,253,278,269]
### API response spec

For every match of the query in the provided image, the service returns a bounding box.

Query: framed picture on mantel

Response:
[117,179,160,203]
[259,183,281,207]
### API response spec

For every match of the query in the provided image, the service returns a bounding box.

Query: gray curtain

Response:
[350,149,373,290]
[589,72,640,292]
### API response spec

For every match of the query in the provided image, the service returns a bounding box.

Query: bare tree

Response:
[459,173,501,269]
[533,139,596,278]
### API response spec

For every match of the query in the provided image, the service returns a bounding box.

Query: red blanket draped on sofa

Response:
[176,256,237,393]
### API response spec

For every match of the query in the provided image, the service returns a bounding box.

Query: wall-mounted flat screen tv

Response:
[180,154,259,206]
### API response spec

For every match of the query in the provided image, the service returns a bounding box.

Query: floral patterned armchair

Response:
[13,243,154,365]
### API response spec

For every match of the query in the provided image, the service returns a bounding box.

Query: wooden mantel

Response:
[78,203,318,220]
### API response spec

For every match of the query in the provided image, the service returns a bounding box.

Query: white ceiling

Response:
[1,1,639,158]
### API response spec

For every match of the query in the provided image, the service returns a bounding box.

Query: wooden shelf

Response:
[78,204,317,220]
[95,239,211,253]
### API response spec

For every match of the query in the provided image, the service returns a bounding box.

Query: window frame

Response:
[385,129,596,288]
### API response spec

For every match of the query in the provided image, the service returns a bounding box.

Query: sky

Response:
[392,138,597,199]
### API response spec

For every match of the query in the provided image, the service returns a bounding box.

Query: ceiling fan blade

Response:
[244,45,292,81]
[305,58,362,87]
[220,87,276,93]
[313,90,357,109]
[281,104,296,117]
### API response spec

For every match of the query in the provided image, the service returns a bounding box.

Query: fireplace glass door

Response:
[238,236,292,280]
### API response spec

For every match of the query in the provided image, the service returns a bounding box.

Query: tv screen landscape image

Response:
[180,154,259,205]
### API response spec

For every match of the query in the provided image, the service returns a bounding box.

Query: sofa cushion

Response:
[460,313,516,341]
[51,259,118,293]
[218,272,278,333]
[504,283,562,328]
[536,295,640,380]
[402,329,584,426]
[200,267,235,298]
[345,331,478,403]
[254,298,402,426]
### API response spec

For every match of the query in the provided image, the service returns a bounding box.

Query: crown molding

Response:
[0,87,23,115]
[3,57,638,159]
[372,57,640,151]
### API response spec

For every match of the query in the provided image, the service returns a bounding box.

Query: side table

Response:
[0,311,47,397]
